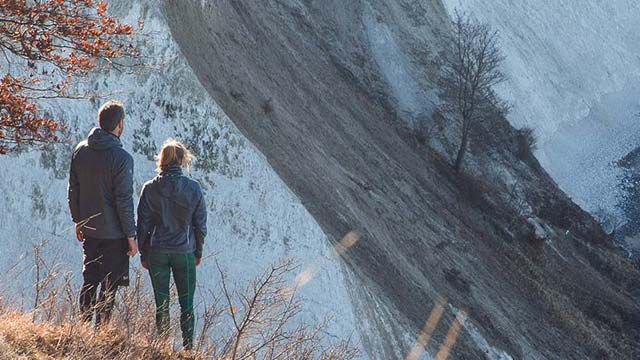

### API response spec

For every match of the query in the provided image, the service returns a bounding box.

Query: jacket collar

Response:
[160,165,183,177]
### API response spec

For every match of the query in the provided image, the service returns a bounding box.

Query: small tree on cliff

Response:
[438,11,508,173]
[0,0,141,154]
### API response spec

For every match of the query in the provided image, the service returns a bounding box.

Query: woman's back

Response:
[138,165,205,255]
[137,140,207,263]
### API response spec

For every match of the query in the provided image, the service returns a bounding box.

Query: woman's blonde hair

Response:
[155,139,194,173]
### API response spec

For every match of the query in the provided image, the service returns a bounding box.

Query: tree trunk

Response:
[454,123,469,173]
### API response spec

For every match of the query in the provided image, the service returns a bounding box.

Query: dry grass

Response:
[0,311,191,360]
[0,242,359,360]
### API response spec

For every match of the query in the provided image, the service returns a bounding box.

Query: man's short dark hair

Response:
[98,100,125,131]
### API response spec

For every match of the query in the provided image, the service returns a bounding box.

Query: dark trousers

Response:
[147,251,196,349]
[79,237,129,326]
[79,281,116,326]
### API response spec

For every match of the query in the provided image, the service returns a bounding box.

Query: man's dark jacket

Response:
[68,127,136,239]
[136,165,207,262]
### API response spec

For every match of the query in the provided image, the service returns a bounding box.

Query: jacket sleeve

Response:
[113,153,136,238]
[68,154,81,223]
[136,185,153,261]
[192,186,207,258]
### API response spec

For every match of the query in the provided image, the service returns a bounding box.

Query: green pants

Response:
[147,252,196,348]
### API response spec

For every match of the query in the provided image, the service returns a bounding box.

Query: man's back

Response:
[68,100,137,327]
[68,127,135,240]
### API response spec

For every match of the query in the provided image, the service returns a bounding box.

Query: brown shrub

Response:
[515,127,538,162]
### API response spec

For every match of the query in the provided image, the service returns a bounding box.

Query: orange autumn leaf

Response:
[96,2,107,16]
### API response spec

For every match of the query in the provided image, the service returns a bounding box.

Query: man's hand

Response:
[127,237,138,257]
[141,261,148,270]
[75,223,83,242]
[195,257,201,266]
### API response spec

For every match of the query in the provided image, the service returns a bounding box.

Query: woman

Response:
[137,139,207,350]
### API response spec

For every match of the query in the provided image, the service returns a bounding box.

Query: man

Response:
[68,100,137,327]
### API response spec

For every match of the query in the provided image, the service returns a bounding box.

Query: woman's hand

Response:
[195,257,201,266]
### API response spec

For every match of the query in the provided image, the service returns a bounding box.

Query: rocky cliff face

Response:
[162,1,640,359]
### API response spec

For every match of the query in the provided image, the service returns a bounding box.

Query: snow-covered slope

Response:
[0,0,358,348]
[442,0,640,217]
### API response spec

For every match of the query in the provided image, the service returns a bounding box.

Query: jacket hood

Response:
[87,127,122,151]
[155,166,193,204]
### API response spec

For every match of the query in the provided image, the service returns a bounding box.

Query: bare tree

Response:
[215,259,359,360]
[438,11,508,172]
